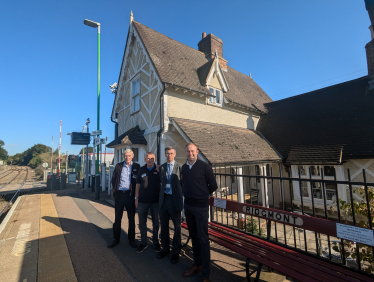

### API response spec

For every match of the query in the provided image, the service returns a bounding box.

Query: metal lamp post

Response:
[85,118,90,189]
[84,19,100,200]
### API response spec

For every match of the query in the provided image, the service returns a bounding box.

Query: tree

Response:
[80,147,93,154]
[28,156,42,169]
[0,139,8,160]
[7,144,50,166]
[0,147,8,160]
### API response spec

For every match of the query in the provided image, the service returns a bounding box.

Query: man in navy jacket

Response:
[181,143,217,282]
[108,149,140,249]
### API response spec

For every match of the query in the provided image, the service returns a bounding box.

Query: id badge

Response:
[166,184,171,188]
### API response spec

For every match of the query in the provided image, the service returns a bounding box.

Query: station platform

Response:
[0,184,290,282]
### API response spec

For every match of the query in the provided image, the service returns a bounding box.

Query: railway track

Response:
[0,166,29,217]
[0,166,28,190]
[0,167,16,179]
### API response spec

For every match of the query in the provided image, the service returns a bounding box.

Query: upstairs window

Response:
[132,76,140,112]
[208,87,222,105]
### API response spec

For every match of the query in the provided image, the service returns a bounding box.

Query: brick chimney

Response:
[365,0,374,85]
[198,32,228,71]
[365,28,374,80]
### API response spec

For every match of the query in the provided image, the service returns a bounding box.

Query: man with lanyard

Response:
[181,143,217,282]
[108,149,139,249]
[135,152,161,253]
[157,146,183,264]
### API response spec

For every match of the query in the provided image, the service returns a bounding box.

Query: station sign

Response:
[91,130,102,136]
[71,132,91,145]
[42,163,48,168]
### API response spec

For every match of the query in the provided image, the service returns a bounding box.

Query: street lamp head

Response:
[84,19,100,28]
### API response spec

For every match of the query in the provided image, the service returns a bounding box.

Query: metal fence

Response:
[211,165,374,275]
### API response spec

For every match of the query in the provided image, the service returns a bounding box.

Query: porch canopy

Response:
[172,118,282,165]
[107,126,147,148]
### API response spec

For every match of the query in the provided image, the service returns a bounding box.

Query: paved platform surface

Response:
[0,183,291,282]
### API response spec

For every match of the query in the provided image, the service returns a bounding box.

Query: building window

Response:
[301,181,309,197]
[292,164,339,203]
[208,87,222,105]
[310,165,320,176]
[326,184,337,201]
[324,166,335,177]
[132,148,139,162]
[312,182,323,199]
[255,165,261,183]
[132,76,140,112]
[298,165,307,176]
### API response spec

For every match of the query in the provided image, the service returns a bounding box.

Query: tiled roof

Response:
[257,76,374,163]
[107,126,147,148]
[173,118,281,165]
[133,21,272,112]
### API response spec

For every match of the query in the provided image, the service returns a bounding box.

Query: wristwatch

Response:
[134,196,138,199]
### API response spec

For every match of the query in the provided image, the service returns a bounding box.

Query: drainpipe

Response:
[157,84,166,164]
[110,113,119,139]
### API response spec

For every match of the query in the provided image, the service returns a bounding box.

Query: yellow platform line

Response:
[38,194,77,282]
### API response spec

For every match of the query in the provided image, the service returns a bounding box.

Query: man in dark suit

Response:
[108,149,140,249]
[157,146,183,264]
[181,143,217,282]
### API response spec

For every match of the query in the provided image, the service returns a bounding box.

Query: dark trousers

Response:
[138,202,159,245]
[159,194,181,255]
[113,190,136,242]
[185,203,210,279]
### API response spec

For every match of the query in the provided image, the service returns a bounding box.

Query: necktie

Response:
[166,164,172,194]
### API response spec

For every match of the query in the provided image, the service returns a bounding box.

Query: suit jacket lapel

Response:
[171,162,179,175]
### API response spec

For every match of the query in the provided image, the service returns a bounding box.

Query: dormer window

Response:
[208,87,222,106]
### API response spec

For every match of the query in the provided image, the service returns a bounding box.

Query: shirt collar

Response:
[124,161,133,168]
[167,160,175,166]
[186,159,197,169]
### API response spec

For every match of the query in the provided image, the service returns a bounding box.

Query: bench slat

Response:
[208,226,356,282]
[209,234,318,282]
[182,221,372,282]
[209,222,373,282]
[208,228,342,282]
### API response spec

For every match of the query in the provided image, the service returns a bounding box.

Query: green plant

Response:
[246,217,265,236]
[331,186,374,273]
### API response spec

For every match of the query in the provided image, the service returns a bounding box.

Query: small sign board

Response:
[68,172,77,183]
[71,132,91,145]
[214,198,227,209]
[336,223,374,246]
[0,160,3,165]
[92,130,102,136]
[42,163,48,168]
[94,137,105,146]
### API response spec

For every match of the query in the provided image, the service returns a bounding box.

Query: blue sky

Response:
[0,1,370,156]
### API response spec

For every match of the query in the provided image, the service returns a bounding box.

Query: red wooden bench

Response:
[181,197,373,282]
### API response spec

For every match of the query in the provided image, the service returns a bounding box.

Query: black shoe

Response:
[153,243,161,252]
[157,250,170,259]
[137,244,148,253]
[129,240,138,248]
[171,253,179,264]
[107,239,119,248]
